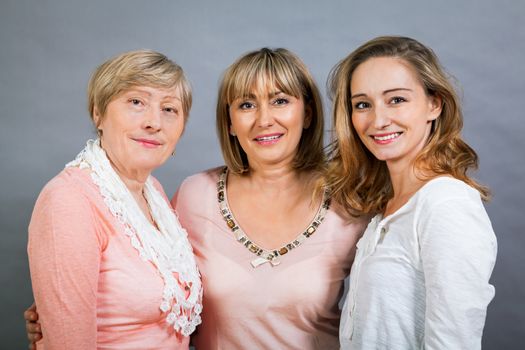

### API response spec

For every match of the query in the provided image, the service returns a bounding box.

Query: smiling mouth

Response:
[133,138,162,148]
[254,134,283,142]
[372,132,402,142]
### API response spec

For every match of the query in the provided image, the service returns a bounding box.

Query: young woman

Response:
[327,36,497,349]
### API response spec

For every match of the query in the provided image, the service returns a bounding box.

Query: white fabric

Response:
[339,177,497,350]
[66,139,202,336]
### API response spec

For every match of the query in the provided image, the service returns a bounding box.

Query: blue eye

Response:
[354,101,370,110]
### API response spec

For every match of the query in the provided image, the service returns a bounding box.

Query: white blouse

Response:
[340,177,497,350]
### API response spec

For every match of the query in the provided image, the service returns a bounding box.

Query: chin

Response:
[135,158,165,171]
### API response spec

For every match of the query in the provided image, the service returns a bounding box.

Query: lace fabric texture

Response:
[66,139,202,336]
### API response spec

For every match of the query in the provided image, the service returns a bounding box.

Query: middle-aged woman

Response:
[27,50,202,349]
[172,47,365,349]
[327,36,497,349]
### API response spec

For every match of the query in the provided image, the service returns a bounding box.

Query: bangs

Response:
[224,52,306,104]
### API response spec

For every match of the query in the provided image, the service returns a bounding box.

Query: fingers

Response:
[26,319,41,333]
[24,303,38,321]
[26,320,42,341]
[25,303,41,348]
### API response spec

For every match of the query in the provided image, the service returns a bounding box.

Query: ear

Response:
[303,104,313,129]
[93,107,102,127]
[427,95,442,122]
[229,125,236,137]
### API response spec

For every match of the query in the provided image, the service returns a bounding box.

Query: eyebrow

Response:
[350,88,412,100]
[125,88,181,101]
[236,90,284,100]
[126,88,152,96]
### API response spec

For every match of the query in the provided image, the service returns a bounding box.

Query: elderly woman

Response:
[26,48,365,349]
[27,50,202,349]
[328,36,497,349]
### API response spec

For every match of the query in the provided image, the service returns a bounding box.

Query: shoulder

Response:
[171,166,224,208]
[176,167,223,197]
[180,167,223,189]
[36,167,96,208]
[29,168,106,245]
[328,202,369,236]
[414,177,496,245]
[416,177,484,210]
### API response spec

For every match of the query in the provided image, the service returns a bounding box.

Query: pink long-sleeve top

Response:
[28,167,189,350]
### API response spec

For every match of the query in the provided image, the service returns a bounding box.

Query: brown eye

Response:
[239,101,255,110]
[129,98,143,106]
[391,97,406,104]
[273,98,289,106]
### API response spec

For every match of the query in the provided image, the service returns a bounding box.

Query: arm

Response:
[28,180,103,349]
[419,197,497,349]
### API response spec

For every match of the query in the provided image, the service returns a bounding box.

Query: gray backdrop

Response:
[1,0,523,348]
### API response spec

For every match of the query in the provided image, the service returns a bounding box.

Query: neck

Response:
[104,149,150,197]
[386,158,424,199]
[248,164,299,190]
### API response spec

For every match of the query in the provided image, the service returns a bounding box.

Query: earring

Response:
[171,149,176,156]
[97,129,103,137]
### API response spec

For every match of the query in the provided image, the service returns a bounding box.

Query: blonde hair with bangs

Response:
[217,48,325,174]
[87,49,192,127]
[327,36,489,217]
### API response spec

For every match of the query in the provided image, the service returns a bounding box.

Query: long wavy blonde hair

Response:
[326,36,489,217]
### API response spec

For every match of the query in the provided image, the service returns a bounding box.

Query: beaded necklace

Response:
[217,167,330,268]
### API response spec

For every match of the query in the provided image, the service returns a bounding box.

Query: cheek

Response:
[351,114,365,135]
[166,121,185,145]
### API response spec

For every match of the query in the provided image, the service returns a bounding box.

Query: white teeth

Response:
[256,135,281,141]
[374,133,400,141]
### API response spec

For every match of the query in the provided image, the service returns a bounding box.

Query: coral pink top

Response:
[28,167,189,350]
[172,168,365,350]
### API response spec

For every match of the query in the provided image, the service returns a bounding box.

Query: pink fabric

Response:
[172,168,365,350]
[28,167,189,350]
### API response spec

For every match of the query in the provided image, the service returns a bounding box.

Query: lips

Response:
[371,132,402,144]
[132,137,162,148]
[253,133,283,145]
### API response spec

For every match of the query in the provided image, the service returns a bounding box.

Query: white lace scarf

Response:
[66,139,202,336]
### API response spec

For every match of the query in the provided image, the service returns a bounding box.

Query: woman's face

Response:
[229,85,310,170]
[350,57,441,167]
[95,85,185,176]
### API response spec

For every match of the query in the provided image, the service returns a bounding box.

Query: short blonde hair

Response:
[327,36,489,217]
[87,49,192,126]
[216,48,325,174]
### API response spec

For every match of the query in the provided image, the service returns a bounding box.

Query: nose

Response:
[143,107,161,131]
[257,104,274,128]
[372,104,392,129]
